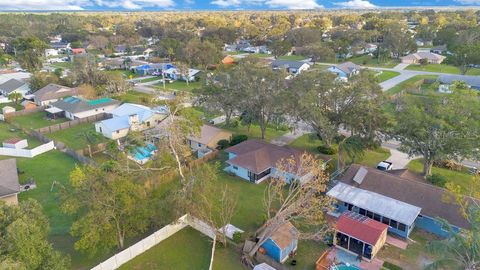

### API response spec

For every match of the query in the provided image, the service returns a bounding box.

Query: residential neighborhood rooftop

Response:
[0,159,20,198]
[0,78,26,94]
[336,211,388,246]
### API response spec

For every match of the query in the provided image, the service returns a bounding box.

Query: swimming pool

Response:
[130,143,157,164]
[332,265,362,270]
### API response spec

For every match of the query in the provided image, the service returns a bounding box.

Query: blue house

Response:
[327,61,361,80]
[261,222,299,263]
[327,165,470,238]
[224,140,306,184]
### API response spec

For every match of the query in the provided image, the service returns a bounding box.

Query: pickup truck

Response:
[376,161,393,171]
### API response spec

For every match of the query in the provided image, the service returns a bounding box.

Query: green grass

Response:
[105,69,140,79]
[376,70,401,82]
[213,245,247,270]
[0,122,43,148]
[378,229,438,269]
[183,106,221,122]
[50,62,72,69]
[405,64,462,74]
[137,77,162,83]
[11,112,68,129]
[385,75,438,95]
[407,158,474,195]
[218,122,288,143]
[0,102,23,111]
[118,227,212,270]
[248,53,272,58]
[154,80,202,92]
[277,55,306,61]
[349,55,400,68]
[466,68,480,75]
[286,240,328,270]
[113,91,155,105]
[47,122,110,150]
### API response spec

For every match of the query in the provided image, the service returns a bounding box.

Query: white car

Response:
[377,161,393,171]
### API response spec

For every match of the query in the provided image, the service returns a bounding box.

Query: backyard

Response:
[47,122,110,150]
[218,122,289,143]
[405,64,480,75]
[118,227,213,270]
[0,102,23,111]
[11,111,68,129]
[0,122,43,148]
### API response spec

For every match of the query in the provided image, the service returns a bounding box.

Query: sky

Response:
[0,0,478,11]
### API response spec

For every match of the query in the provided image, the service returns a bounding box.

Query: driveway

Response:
[379,73,416,91]
[392,63,410,70]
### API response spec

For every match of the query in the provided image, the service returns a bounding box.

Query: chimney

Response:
[128,114,139,125]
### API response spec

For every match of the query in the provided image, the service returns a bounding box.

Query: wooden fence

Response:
[35,113,111,134]
[186,150,219,169]
[4,106,45,120]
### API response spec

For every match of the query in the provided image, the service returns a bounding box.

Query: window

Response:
[347,204,353,211]
[198,143,202,147]
[233,166,238,170]
[95,109,98,112]
[99,127,102,133]
[146,121,150,127]
[382,217,390,225]
[373,214,381,222]
[116,130,120,134]
[366,211,373,218]
[359,208,366,215]
[390,219,398,229]
[398,223,406,232]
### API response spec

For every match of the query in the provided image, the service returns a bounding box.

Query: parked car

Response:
[377,161,393,171]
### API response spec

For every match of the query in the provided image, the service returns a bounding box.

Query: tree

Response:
[449,43,480,75]
[268,40,291,59]
[181,39,222,70]
[13,37,49,71]
[62,166,151,255]
[297,42,336,63]
[28,71,60,92]
[0,199,70,270]
[246,154,333,258]
[393,89,480,176]
[8,92,22,104]
[382,24,417,58]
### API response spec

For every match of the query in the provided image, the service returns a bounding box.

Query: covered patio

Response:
[45,107,64,119]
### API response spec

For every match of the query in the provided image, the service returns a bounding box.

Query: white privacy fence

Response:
[91,214,217,270]
[0,141,55,158]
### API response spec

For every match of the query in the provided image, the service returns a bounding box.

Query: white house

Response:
[95,103,168,140]
[33,84,78,106]
[0,78,30,98]
[271,60,310,76]
[48,97,121,120]
[45,48,59,57]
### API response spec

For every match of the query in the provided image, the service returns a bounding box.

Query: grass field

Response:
[11,112,68,129]
[385,75,438,95]
[0,122,43,148]
[349,55,400,68]
[154,80,202,92]
[47,122,110,150]
[113,91,155,105]
[213,246,247,270]
[0,102,23,111]
[407,158,475,196]
[405,64,480,75]
[218,122,289,143]
[118,227,213,270]
[376,70,401,82]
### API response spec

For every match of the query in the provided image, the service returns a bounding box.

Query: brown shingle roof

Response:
[33,84,77,102]
[338,164,474,229]
[269,222,299,250]
[0,159,20,197]
[187,125,232,148]
[225,140,304,174]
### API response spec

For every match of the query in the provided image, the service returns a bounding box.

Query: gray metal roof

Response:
[327,182,422,225]
[0,159,20,197]
[271,60,308,70]
[438,75,480,88]
[0,78,25,94]
[50,97,120,114]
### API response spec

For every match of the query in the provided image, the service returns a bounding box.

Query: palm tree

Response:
[426,207,480,270]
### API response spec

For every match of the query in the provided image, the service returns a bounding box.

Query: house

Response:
[437,75,480,92]
[0,71,30,85]
[334,211,388,261]
[0,159,20,205]
[48,96,121,120]
[261,222,299,263]
[70,48,86,55]
[430,44,448,55]
[0,78,30,97]
[224,140,306,184]
[2,138,28,149]
[328,61,362,79]
[271,60,310,76]
[327,164,474,238]
[50,42,70,53]
[400,52,446,64]
[133,63,173,76]
[95,103,167,140]
[33,84,78,106]
[164,67,201,82]
[45,48,59,57]
[187,124,232,155]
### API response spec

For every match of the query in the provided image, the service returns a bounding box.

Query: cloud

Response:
[95,0,175,9]
[211,0,322,9]
[336,0,376,8]
[454,0,480,4]
[0,0,89,10]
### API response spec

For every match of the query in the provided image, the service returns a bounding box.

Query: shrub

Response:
[427,173,447,187]
[317,145,337,155]
[334,134,346,144]
[383,261,403,270]
[230,134,248,146]
[217,139,230,150]
[434,160,464,172]
[232,231,242,244]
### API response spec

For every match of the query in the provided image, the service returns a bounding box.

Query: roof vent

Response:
[353,167,368,185]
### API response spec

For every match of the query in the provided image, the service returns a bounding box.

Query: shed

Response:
[261,222,299,263]
[2,106,15,115]
[335,211,388,261]
[253,263,277,270]
[3,138,28,149]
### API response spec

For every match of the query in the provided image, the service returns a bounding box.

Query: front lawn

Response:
[11,111,68,129]
[218,122,289,143]
[113,91,155,105]
[47,122,110,150]
[154,80,202,92]
[376,70,401,82]
[405,64,462,74]
[118,227,213,270]
[385,75,438,96]
[349,55,400,68]
[407,158,475,196]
